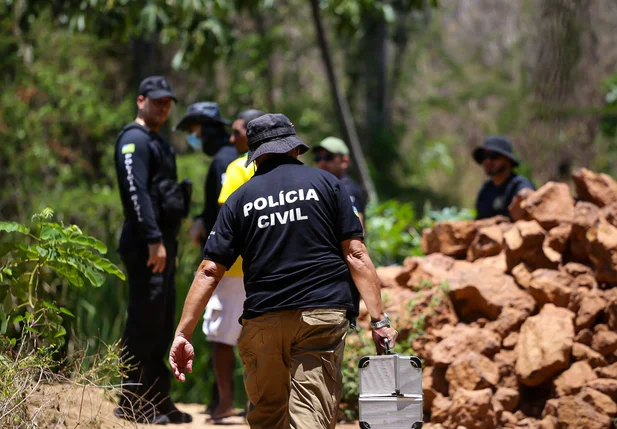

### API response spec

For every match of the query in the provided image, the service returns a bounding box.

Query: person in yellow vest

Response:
[201,109,264,423]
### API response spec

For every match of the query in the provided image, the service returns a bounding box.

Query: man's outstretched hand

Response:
[169,335,195,382]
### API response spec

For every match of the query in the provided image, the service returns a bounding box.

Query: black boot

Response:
[157,397,193,424]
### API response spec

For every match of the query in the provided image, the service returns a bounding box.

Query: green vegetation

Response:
[0,210,126,427]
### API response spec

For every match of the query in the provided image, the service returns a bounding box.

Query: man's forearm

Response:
[345,244,385,321]
[175,260,223,341]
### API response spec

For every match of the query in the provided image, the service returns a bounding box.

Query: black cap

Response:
[245,113,309,167]
[173,102,230,132]
[472,136,520,166]
[138,76,177,102]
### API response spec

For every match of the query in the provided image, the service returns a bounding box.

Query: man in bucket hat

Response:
[472,136,534,220]
[174,102,236,250]
[169,113,398,429]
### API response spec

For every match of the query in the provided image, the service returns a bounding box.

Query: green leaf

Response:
[3,292,13,315]
[1,316,9,335]
[47,261,85,287]
[67,234,107,254]
[40,224,67,241]
[54,326,67,338]
[42,301,60,312]
[59,307,75,317]
[12,315,24,324]
[0,222,30,235]
[71,249,125,280]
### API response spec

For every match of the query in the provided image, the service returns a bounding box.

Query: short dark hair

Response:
[236,109,265,127]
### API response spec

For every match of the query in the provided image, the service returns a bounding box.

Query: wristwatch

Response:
[370,313,391,329]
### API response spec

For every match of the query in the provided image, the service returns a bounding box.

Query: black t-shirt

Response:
[475,174,534,220]
[341,174,367,215]
[202,144,238,236]
[203,156,364,320]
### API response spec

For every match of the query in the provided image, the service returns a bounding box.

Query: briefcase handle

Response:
[384,338,392,355]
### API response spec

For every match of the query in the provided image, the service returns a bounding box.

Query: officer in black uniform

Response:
[174,102,237,249]
[169,114,398,429]
[472,136,534,220]
[114,76,191,424]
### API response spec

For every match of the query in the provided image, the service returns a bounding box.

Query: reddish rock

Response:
[595,362,617,379]
[594,323,609,333]
[562,262,594,277]
[585,378,617,401]
[448,265,536,321]
[423,366,448,411]
[554,360,597,397]
[607,296,617,331]
[493,387,519,413]
[587,215,617,286]
[431,325,501,367]
[543,223,572,265]
[402,254,455,288]
[575,292,606,330]
[502,332,519,349]
[528,269,574,308]
[504,220,556,271]
[570,201,601,264]
[376,266,404,288]
[572,343,607,368]
[557,393,612,429]
[486,307,527,338]
[447,388,497,429]
[572,167,617,208]
[430,394,451,424]
[578,386,617,416]
[519,182,575,230]
[538,416,558,429]
[509,188,534,222]
[511,262,534,290]
[445,351,499,391]
[467,225,504,262]
[422,220,477,259]
[499,410,518,427]
[542,398,559,417]
[600,202,617,230]
[591,330,617,356]
[516,304,575,386]
[494,349,518,389]
[472,252,508,274]
[575,328,593,346]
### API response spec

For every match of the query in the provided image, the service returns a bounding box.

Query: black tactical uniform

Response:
[114,120,188,421]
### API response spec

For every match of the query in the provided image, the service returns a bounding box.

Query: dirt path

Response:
[31,384,358,428]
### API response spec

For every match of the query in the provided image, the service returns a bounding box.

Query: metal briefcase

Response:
[358,340,423,429]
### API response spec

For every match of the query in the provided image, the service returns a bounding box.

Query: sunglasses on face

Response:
[313,152,335,163]
[481,151,501,161]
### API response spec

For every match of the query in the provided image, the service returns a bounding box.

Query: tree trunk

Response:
[309,0,378,204]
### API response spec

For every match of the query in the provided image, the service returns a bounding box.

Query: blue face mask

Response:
[186,133,202,151]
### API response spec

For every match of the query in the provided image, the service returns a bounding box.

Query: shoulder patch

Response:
[121,143,136,154]
[353,206,360,218]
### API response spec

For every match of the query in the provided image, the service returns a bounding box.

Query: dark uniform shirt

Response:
[202,144,238,236]
[115,122,178,248]
[340,174,367,215]
[203,157,364,320]
[476,174,534,220]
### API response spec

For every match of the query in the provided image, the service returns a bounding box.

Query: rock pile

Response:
[370,168,617,429]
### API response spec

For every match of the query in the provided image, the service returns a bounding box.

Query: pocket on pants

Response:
[301,308,347,326]
[239,351,261,404]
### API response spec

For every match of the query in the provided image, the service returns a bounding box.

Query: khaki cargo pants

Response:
[238,308,349,429]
